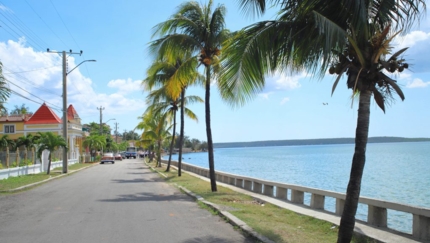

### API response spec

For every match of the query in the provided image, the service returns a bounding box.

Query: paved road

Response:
[0,159,254,243]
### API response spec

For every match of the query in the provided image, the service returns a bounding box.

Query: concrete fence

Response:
[161,159,430,241]
[0,150,79,180]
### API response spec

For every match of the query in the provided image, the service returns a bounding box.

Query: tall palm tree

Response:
[36,132,67,175]
[144,52,204,175]
[151,0,230,191]
[0,62,11,115]
[220,0,425,242]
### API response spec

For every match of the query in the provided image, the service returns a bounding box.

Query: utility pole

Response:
[47,49,84,174]
[97,106,104,135]
[114,122,119,143]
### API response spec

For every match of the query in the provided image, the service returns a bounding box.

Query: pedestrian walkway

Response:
[169,166,426,243]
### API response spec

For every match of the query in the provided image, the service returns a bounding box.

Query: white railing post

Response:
[311,194,325,210]
[291,189,304,204]
[368,205,387,227]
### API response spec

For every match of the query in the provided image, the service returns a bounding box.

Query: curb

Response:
[0,163,99,193]
[144,161,275,243]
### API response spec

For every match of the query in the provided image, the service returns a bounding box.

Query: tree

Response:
[190,138,201,151]
[15,133,40,151]
[136,110,172,167]
[151,0,230,191]
[83,134,106,161]
[220,1,425,242]
[36,132,67,175]
[0,134,15,150]
[10,104,31,115]
[0,62,11,115]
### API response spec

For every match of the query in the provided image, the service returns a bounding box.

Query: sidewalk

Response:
[153,163,426,243]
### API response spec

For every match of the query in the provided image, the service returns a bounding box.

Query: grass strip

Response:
[147,161,375,243]
[0,162,96,192]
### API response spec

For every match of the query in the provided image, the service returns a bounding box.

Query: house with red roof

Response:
[0,103,85,160]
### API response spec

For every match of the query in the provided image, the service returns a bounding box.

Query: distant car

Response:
[100,153,115,164]
[114,153,123,161]
[120,151,126,159]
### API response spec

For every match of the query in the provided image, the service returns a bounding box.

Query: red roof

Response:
[26,103,62,124]
[67,104,80,121]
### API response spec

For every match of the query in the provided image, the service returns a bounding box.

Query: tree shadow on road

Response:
[181,235,255,243]
[97,191,192,203]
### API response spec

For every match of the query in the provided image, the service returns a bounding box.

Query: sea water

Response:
[164,141,430,233]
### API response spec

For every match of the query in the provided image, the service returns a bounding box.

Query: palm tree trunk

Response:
[157,141,162,167]
[178,89,186,176]
[47,153,52,175]
[337,90,371,243]
[166,110,177,172]
[205,67,217,192]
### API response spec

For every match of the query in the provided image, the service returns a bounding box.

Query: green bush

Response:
[20,159,32,166]
[0,163,3,170]
[95,155,101,162]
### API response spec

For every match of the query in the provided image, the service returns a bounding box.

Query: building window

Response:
[4,125,15,134]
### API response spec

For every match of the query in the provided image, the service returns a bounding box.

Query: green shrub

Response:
[0,163,3,170]
[95,155,101,162]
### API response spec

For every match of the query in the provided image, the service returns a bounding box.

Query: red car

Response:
[100,153,115,164]
[114,153,123,161]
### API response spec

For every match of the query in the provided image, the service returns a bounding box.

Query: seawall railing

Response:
[161,159,430,241]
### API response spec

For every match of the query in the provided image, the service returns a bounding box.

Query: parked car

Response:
[120,151,126,159]
[114,153,123,161]
[100,153,115,164]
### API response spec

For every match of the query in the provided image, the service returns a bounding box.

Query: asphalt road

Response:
[0,159,254,243]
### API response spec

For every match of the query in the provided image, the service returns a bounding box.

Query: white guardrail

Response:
[161,159,430,241]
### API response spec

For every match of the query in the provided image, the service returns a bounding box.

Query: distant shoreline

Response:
[213,136,430,149]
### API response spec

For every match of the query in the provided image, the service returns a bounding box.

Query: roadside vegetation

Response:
[146,159,375,243]
[0,162,96,192]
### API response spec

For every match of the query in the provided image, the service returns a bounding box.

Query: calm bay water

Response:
[164,141,430,233]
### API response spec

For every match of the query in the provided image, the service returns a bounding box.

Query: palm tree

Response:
[0,62,11,114]
[83,134,106,162]
[145,87,202,173]
[151,0,230,191]
[36,132,67,175]
[136,111,172,167]
[220,1,425,242]
[0,134,15,150]
[144,50,204,175]
[15,134,39,150]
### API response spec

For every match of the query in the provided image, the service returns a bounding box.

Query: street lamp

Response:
[62,58,96,173]
[101,118,116,135]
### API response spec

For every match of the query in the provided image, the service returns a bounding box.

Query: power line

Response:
[23,0,69,48]
[7,80,62,110]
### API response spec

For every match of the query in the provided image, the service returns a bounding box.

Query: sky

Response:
[0,0,429,143]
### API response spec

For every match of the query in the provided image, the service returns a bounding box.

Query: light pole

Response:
[62,58,96,173]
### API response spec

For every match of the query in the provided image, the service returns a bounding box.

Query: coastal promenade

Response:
[161,159,430,243]
[0,159,253,243]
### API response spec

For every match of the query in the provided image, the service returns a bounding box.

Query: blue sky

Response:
[0,0,429,143]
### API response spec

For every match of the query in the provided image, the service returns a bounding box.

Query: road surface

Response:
[0,159,254,243]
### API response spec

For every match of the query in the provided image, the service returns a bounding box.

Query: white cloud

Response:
[258,92,273,100]
[394,31,430,49]
[406,78,430,88]
[0,39,145,121]
[107,78,143,94]
[263,71,306,93]
[280,97,290,105]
